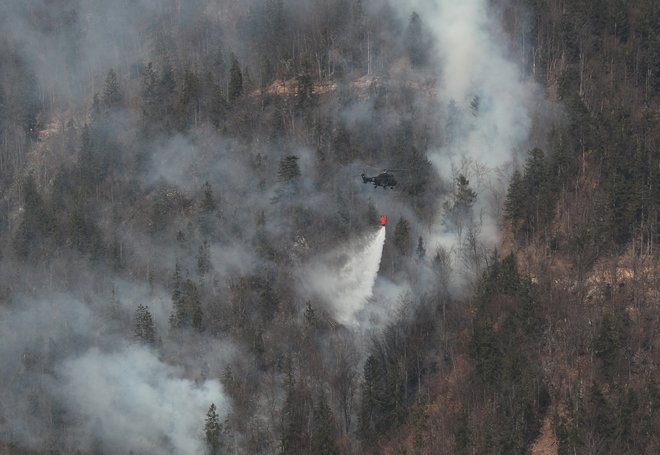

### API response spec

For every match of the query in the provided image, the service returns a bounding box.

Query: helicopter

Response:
[361,169,398,189]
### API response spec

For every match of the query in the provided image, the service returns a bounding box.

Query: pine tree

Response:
[67,198,103,257]
[455,174,477,209]
[228,53,243,102]
[442,174,477,240]
[200,181,216,213]
[170,273,203,332]
[416,236,426,259]
[179,68,201,127]
[204,403,222,455]
[280,369,312,455]
[452,407,471,455]
[159,63,176,95]
[470,95,480,116]
[13,174,54,257]
[103,69,121,107]
[593,311,629,378]
[394,217,411,256]
[504,169,525,232]
[404,12,429,68]
[273,155,301,204]
[260,56,273,90]
[134,304,156,345]
[169,262,183,330]
[158,63,177,125]
[178,277,203,331]
[13,61,40,140]
[278,155,301,182]
[210,84,228,128]
[141,62,159,122]
[312,393,338,455]
[142,62,158,105]
[358,354,383,442]
[295,70,315,109]
[0,86,6,127]
[366,198,379,226]
[197,240,211,276]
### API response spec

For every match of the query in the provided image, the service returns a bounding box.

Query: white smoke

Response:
[301,226,386,326]
[431,0,536,167]
[408,0,543,281]
[55,346,227,454]
[0,295,230,453]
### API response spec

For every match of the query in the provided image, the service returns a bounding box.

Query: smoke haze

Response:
[405,0,546,285]
[0,0,552,452]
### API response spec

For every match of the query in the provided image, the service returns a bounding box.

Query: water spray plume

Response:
[303,226,386,326]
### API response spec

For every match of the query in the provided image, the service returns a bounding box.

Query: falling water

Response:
[304,226,386,326]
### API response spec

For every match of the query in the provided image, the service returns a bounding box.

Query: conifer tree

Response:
[404,12,428,68]
[416,236,426,259]
[142,62,158,103]
[200,181,216,213]
[134,304,156,345]
[159,63,177,96]
[312,393,338,455]
[210,84,228,128]
[366,199,379,226]
[278,155,301,182]
[13,174,54,257]
[504,169,525,230]
[170,273,203,331]
[179,68,201,127]
[443,174,477,240]
[280,368,312,455]
[141,62,159,121]
[453,407,471,455]
[197,240,211,276]
[228,53,243,102]
[204,403,222,455]
[13,61,40,140]
[273,155,301,203]
[295,70,315,109]
[358,354,383,442]
[169,262,183,330]
[394,217,411,256]
[103,69,121,107]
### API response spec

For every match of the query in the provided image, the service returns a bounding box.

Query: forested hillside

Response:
[0,0,657,454]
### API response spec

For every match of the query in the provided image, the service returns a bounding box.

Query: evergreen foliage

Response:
[197,240,211,276]
[467,254,549,452]
[442,174,477,240]
[366,199,379,226]
[278,155,301,183]
[103,69,122,107]
[415,236,425,259]
[312,393,338,455]
[359,303,438,445]
[393,217,411,256]
[13,174,55,257]
[204,403,222,455]
[228,53,243,102]
[505,148,558,243]
[404,12,429,68]
[134,304,156,345]
[170,265,203,331]
[593,311,630,379]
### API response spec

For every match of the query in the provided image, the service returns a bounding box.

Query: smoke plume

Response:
[301,226,386,326]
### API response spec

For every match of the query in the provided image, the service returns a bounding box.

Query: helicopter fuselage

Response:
[361,172,397,189]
